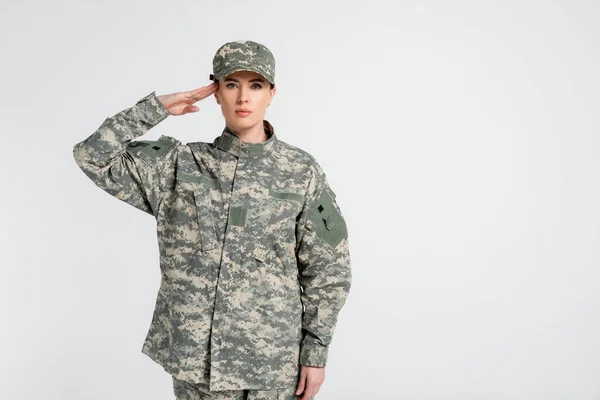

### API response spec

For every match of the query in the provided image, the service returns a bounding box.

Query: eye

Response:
[251,83,262,89]
[226,83,237,88]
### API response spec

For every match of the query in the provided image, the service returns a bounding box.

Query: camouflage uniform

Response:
[71,40,352,395]
[172,375,299,400]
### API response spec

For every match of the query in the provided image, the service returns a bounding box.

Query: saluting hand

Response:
[156,82,218,116]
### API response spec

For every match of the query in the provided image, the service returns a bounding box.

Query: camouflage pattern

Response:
[172,375,299,400]
[212,40,276,84]
[72,91,352,391]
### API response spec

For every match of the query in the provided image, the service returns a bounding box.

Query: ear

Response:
[214,93,220,104]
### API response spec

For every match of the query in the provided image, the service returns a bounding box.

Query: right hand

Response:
[156,82,218,116]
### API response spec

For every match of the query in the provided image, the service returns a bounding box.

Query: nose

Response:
[237,86,249,103]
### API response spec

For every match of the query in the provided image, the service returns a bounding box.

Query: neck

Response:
[227,120,268,143]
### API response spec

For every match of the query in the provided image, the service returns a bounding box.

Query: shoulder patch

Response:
[308,187,347,248]
[127,136,178,166]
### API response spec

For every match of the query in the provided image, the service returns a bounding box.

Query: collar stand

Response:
[215,120,277,158]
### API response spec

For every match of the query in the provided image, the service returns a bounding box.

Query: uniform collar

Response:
[214,120,277,158]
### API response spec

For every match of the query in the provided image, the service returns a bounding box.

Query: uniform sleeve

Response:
[295,165,352,367]
[72,91,179,217]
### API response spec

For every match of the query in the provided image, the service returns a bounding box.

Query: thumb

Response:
[295,369,307,395]
[183,105,200,114]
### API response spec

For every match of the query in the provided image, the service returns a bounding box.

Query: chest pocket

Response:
[251,188,305,265]
[176,170,219,252]
[264,189,305,231]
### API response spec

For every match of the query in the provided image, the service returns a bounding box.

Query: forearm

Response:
[299,243,352,367]
[71,91,173,216]
[73,91,169,171]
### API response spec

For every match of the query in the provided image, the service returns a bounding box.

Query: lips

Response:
[235,110,252,117]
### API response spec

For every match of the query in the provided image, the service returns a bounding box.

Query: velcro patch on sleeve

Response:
[307,187,348,248]
[128,136,177,166]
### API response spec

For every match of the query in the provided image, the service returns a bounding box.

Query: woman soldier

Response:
[73,40,352,400]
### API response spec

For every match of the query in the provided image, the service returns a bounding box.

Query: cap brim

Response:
[216,65,274,84]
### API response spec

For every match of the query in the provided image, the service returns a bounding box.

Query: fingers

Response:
[182,105,199,114]
[184,83,219,102]
[299,386,317,400]
[296,372,321,399]
[295,368,307,396]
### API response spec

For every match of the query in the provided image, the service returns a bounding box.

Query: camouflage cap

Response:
[210,40,275,85]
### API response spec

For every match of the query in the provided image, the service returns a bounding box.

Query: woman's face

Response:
[215,70,276,133]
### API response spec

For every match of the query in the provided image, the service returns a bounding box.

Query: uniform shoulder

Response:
[127,134,181,149]
[127,134,215,156]
[276,139,323,172]
[126,134,183,165]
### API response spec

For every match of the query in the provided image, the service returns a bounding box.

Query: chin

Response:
[229,116,260,129]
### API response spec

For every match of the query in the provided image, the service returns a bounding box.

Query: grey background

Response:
[1,1,599,399]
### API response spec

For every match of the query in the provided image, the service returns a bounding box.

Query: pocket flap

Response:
[268,188,305,204]
[177,170,219,189]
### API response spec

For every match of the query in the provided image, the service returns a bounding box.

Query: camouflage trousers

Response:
[172,376,300,400]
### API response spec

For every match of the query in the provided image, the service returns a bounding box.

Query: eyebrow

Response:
[223,77,265,83]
